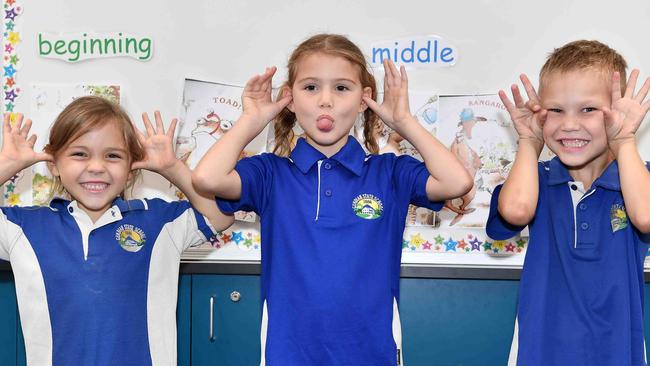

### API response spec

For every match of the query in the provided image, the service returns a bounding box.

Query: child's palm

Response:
[498,74,545,144]
[241,67,292,130]
[132,112,179,172]
[365,59,412,131]
[1,114,52,165]
[509,104,544,141]
[605,70,650,144]
[140,134,177,171]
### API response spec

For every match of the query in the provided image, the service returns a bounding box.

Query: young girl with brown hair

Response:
[194,33,470,365]
[0,96,232,365]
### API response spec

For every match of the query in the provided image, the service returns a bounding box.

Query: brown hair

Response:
[272,33,380,156]
[540,40,627,92]
[44,96,145,198]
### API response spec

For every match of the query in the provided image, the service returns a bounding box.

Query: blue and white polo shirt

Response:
[218,137,442,365]
[487,157,650,365]
[0,197,214,366]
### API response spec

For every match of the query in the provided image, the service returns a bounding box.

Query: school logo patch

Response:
[610,204,628,233]
[352,194,383,220]
[115,224,147,252]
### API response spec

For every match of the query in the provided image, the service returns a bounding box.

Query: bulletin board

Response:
[3,0,650,268]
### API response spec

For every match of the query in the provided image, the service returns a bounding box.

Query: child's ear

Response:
[284,86,295,113]
[359,87,372,112]
[47,161,60,177]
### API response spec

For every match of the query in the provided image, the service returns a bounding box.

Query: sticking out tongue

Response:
[317,118,334,132]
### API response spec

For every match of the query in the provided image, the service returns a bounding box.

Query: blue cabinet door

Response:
[191,274,261,365]
[400,278,519,365]
[0,271,18,366]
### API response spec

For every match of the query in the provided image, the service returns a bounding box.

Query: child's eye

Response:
[336,85,350,91]
[106,153,123,160]
[70,151,87,158]
[582,107,597,113]
[547,108,562,113]
[304,85,317,91]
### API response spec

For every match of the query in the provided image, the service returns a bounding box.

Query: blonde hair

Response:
[44,96,145,198]
[272,33,380,157]
[540,40,627,91]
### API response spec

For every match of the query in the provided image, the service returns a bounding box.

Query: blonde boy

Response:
[488,40,650,365]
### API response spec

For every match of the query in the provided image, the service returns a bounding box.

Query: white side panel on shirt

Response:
[147,208,204,366]
[508,316,519,366]
[11,227,53,366]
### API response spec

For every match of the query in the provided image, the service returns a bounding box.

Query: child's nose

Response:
[560,115,580,130]
[319,90,333,108]
[86,158,106,172]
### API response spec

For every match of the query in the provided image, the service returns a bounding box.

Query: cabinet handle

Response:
[209,295,216,342]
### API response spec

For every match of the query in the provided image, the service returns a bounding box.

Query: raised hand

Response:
[131,111,179,173]
[240,66,292,132]
[498,74,546,148]
[603,69,650,152]
[363,59,414,132]
[0,113,52,168]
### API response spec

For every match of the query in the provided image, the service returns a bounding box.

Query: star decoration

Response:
[434,234,444,245]
[7,31,20,45]
[492,240,506,250]
[409,233,425,247]
[7,192,20,206]
[4,89,17,102]
[444,238,457,252]
[457,240,467,250]
[469,237,482,251]
[3,65,16,78]
[422,241,432,250]
[505,243,515,252]
[231,231,244,244]
[516,238,527,248]
[5,9,17,21]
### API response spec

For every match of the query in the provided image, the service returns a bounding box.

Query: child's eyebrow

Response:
[104,148,128,154]
[67,145,128,154]
[296,77,358,84]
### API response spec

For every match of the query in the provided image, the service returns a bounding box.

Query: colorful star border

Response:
[2,0,22,205]
[404,232,527,255]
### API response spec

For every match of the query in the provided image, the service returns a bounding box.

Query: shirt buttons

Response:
[324,189,332,197]
[68,207,74,213]
[579,203,587,210]
[324,162,332,170]
[570,184,578,191]
[580,222,589,230]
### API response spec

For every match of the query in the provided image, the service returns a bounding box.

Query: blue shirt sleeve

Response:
[393,155,444,211]
[486,184,526,240]
[216,154,272,215]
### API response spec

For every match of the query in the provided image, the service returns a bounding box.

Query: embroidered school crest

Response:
[610,204,628,233]
[115,224,147,252]
[352,194,383,219]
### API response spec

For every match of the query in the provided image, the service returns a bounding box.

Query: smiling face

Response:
[49,121,132,222]
[540,69,613,171]
[287,52,372,157]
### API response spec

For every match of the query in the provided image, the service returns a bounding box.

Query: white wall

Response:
[14,0,650,159]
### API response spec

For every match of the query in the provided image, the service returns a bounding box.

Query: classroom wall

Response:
[12,0,650,160]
